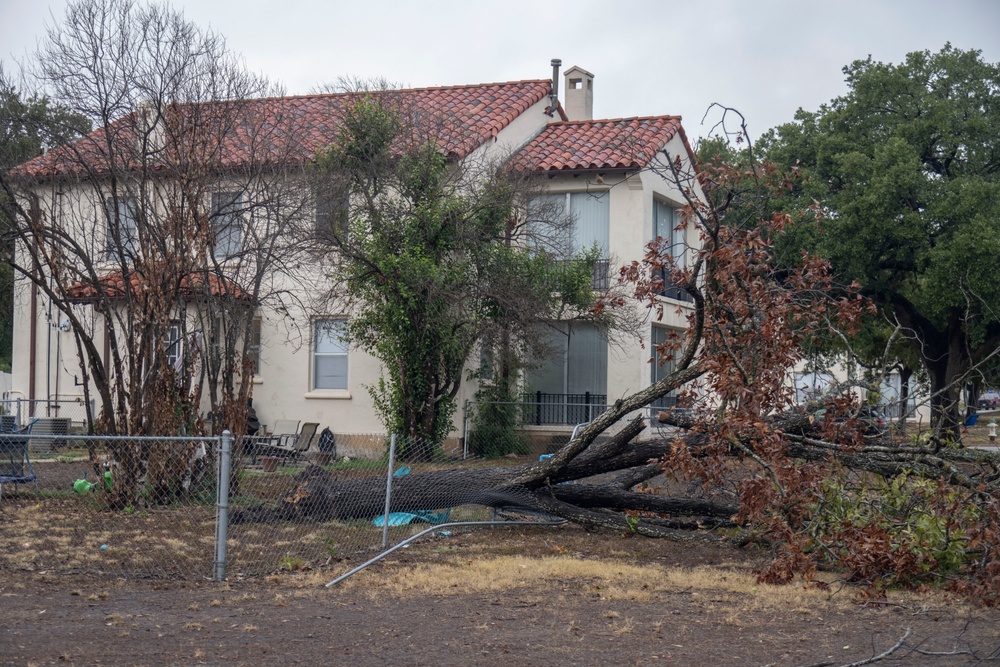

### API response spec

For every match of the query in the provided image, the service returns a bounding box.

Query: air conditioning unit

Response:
[30,417,71,452]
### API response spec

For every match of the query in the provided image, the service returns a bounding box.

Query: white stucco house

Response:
[8,62,704,442]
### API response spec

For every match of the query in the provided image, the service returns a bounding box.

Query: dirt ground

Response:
[3,524,1000,667]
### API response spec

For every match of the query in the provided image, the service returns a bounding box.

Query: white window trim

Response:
[104,195,138,258]
[211,191,244,260]
[248,316,262,378]
[311,318,349,392]
[164,320,182,371]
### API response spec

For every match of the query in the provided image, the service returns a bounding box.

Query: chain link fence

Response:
[1,433,220,579]
[0,399,95,447]
[1,428,557,581]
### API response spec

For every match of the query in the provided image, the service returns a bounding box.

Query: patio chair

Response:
[244,419,299,465]
[270,419,300,449]
[264,422,318,462]
[0,420,38,498]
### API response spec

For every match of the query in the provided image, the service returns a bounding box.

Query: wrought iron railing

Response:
[591,258,611,291]
[555,257,611,291]
[521,392,609,426]
[655,267,693,302]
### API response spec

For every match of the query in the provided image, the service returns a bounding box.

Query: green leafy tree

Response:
[315,92,605,451]
[761,45,1000,432]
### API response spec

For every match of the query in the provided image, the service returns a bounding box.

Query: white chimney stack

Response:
[563,66,594,121]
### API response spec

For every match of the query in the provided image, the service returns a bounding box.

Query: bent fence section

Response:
[0,432,547,582]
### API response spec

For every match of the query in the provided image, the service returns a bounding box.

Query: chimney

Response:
[563,66,594,121]
[548,58,561,117]
[136,99,165,159]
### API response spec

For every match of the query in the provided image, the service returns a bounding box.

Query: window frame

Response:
[314,185,350,243]
[248,316,262,377]
[211,191,244,260]
[164,320,182,371]
[653,198,692,302]
[650,324,680,410]
[524,322,608,397]
[312,318,349,391]
[527,191,611,289]
[104,195,138,258]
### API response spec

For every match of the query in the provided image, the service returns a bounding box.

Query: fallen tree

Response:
[237,115,1000,605]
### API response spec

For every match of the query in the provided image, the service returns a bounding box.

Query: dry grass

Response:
[321,555,847,613]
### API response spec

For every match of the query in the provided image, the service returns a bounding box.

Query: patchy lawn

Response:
[3,524,1000,666]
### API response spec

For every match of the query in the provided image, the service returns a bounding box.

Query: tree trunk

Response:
[229,461,737,528]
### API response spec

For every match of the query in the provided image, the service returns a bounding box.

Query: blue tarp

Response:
[372,509,452,527]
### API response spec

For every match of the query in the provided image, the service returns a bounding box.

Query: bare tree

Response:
[0,0,311,505]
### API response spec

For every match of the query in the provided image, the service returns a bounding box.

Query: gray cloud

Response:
[2,0,997,141]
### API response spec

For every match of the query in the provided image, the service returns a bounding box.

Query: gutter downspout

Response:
[28,196,39,407]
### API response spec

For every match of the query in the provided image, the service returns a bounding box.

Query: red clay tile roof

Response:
[510,116,687,172]
[16,80,554,179]
[67,269,250,302]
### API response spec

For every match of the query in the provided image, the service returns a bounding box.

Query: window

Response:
[653,199,692,302]
[313,319,348,390]
[525,323,607,397]
[528,191,610,288]
[248,317,262,376]
[523,323,608,424]
[209,317,222,366]
[105,196,138,257]
[210,316,262,376]
[315,185,349,242]
[211,192,243,259]
[164,320,182,371]
[651,325,680,410]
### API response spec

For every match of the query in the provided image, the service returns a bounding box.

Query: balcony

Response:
[655,268,693,303]
[521,392,609,426]
[556,257,611,291]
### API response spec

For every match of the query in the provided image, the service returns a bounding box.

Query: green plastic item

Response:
[73,478,96,494]
[73,470,112,494]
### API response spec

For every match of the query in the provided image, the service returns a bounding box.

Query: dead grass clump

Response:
[322,555,846,611]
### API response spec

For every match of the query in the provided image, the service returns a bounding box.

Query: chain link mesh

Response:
[1,429,558,581]
[226,433,546,577]
[0,399,95,449]
[1,433,218,579]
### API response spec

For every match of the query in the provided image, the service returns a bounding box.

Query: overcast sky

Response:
[1,0,998,142]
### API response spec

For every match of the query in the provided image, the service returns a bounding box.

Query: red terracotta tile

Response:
[14,80,553,179]
[510,116,683,172]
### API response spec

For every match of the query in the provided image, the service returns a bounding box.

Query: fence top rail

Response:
[8,433,223,443]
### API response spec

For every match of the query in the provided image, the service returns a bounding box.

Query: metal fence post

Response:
[213,430,233,582]
[463,400,471,460]
[381,433,397,549]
